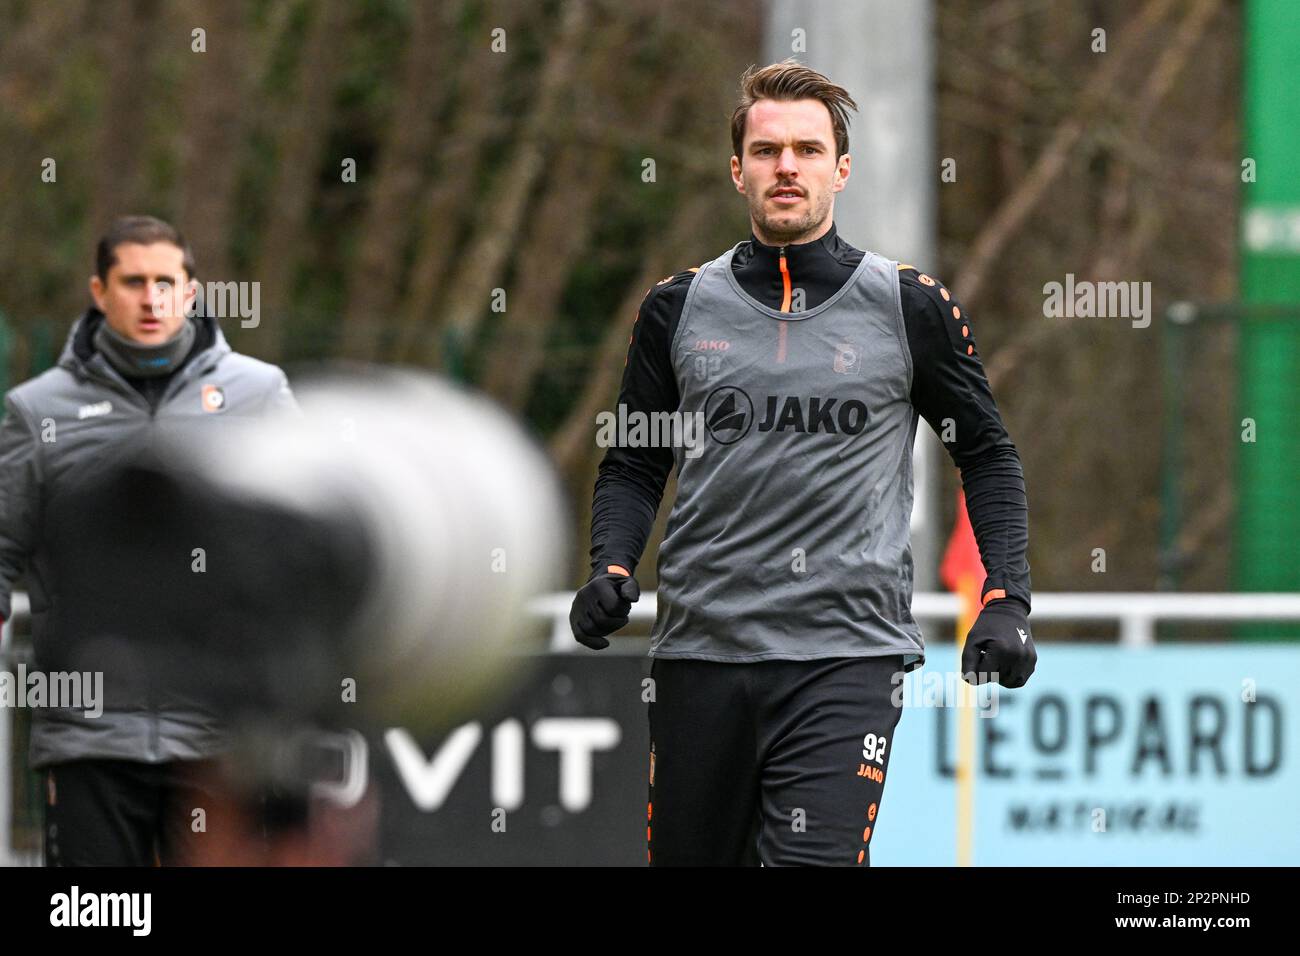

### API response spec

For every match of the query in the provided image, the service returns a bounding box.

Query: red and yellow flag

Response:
[940,489,986,867]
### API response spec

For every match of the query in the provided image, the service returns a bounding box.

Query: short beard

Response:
[747,188,834,245]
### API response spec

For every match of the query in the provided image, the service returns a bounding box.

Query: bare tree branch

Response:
[251,1,352,361]
[388,0,523,364]
[982,0,1220,390]
[422,0,590,370]
[178,0,250,282]
[951,0,1177,309]
[549,190,715,478]
[338,0,460,360]
[479,11,664,408]
[90,0,162,234]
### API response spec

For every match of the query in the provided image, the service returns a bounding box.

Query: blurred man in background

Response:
[0,215,296,865]
[572,61,1036,866]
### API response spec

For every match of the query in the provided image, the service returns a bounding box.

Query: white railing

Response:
[0,593,31,865]
[530,590,1300,653]
[0,592,28,657]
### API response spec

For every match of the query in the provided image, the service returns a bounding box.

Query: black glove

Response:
[570,568,641,650]
[961,599,1036,688]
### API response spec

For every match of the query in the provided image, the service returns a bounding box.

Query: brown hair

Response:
[95,215,196,281]
[730,59,858,162]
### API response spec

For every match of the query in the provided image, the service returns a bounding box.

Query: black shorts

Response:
[647,655,907,866]
[43,758,220,866]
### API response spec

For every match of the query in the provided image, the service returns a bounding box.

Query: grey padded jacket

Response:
[0,308,297,767]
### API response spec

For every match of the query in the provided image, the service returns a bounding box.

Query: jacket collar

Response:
[742,221,842,271]
[60,306,228,381]
[732,221,864,311]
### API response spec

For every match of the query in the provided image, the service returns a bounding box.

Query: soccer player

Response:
[571,61,1036,866]
[0,215,297,865]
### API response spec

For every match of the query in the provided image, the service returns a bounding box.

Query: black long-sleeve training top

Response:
[589,221,1031,612]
